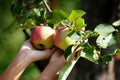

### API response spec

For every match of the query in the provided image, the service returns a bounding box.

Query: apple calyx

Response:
[30,26,55,50]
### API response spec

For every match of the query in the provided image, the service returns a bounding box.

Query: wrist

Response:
[17,50,31,65]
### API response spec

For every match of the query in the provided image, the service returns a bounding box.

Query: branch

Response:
[42,0,66,27]
[43,0,52,13]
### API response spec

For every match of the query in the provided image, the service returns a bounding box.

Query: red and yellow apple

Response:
[30,26,55,50]
[53,27,76,50]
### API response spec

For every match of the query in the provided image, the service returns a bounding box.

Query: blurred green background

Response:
[0,0,40,79]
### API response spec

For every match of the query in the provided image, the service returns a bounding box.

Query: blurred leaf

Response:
[96,34,113,48]
[94,24,115,37]
[112,19,120,26]
[35,8,47,24]
[83,30,99,38]
[81,43,99,64]
[68,10,86,22]
[64,45,75,61]
[68,30,80,42]
[20,9,33,19]
[47,9,67,25]
[75,17,86,28]
[101,55,112,64]
[34,8,41,17]
[18,18,36,30]
[58,61,76,80]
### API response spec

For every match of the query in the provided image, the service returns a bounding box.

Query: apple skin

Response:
[30,26,55,50]
[115,55,120,60]
[53,27,75,51]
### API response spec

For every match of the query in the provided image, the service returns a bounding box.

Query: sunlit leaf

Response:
[96,34,113,48]
[18,18,36,29]
[34,8,41,17]
[94,24,115,37]
[68,10,86,22]
[58,61,76,80]
[47,9,67,25]
[68,30,80,42]
[112,19,120,26]
[75,18,86,28]
[81,43,99,64]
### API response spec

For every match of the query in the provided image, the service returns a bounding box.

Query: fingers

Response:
[50,49,66,65]
[29,47,58,62]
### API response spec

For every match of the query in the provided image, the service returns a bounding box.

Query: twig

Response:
[42,0,52,13]
[42,0,66,27]
[68,45,83,62]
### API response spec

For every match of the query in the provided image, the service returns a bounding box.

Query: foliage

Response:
[11,0,120,80]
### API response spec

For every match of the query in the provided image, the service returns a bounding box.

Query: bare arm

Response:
[0,40,55,80]
[38,49,66,80]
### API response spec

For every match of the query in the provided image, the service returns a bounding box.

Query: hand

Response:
[49,49,66,65]
[0,40,56,80]
[19,40,56,62]
[38,49,66,80]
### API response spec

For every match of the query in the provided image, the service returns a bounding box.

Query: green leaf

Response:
[34,8,41,17]
[83,30,99,38]
[67,30,80,42]
[20,9,33,19]
[112,19,120,26]
[75,18,86,28]
[18,18,36,30]
[96,34,113,48]
[94,24,115,37]
[81,43,99,64]
[68,10,86,22]
[47,9,67,25]
[58,61,76,80]
[38,8,47,23]
[101,55,112,64]
[64,45,75,61]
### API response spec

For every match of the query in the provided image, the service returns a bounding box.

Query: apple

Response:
[30,26,55,50]
[53,27,76,50]
[115,55,120,60]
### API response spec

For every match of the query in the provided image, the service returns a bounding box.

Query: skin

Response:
[0,40,55,80]
[38,49,66,80]
[0,40,66,80]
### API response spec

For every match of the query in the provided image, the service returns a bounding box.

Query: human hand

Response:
[19,40,56,62]
[0,40,56,80]
[38,49,66,80]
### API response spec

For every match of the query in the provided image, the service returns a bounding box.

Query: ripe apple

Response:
[53,27,76,50]
[115,55,120,60]
[30,26,55,50]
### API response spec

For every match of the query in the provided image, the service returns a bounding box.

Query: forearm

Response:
[0,52,30,80]
[38,56,66,80]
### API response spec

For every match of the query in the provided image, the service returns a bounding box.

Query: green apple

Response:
[30,26,55,50]
[53,27,75,50]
